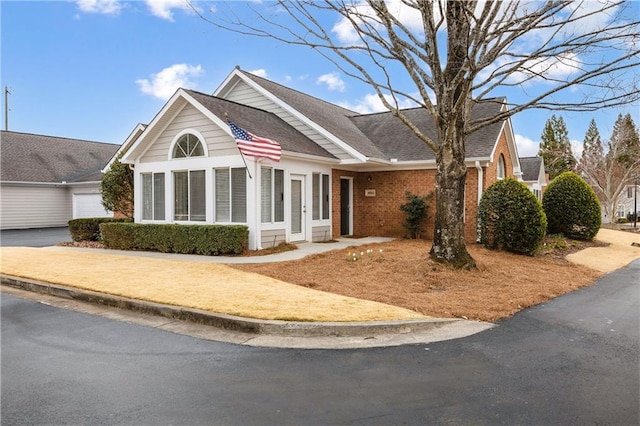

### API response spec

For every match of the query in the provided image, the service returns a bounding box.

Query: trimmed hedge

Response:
[68,217,133,242]
[477,178,547,255]
[100,223,249,256]
[542,171,601,240]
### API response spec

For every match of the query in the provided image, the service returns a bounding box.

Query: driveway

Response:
[0,227,71,247]
[2,260,638,424]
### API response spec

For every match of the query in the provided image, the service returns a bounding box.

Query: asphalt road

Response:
[0,227,72,247]
[2,260,638,425]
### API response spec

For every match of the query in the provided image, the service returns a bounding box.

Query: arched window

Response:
[497,154,506,179]
[172,133,204,158]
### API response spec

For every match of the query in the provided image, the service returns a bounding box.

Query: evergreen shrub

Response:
[68,217,132,242]
[100,223,248,255]
[542,171,601,240]
[477,178,547,255]
[399,191,433,239]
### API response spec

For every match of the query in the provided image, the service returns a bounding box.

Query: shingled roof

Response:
[184,90,336,159]
[242,71,506,162]
[350,99,505,161]
[519,156,544,181]
[0,131,119,183]
[243,72,388,159]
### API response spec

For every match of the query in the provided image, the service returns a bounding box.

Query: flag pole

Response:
[226,112,252,179]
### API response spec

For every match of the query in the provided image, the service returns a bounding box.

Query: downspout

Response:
[475,161,483,205]
[475,161,483,243]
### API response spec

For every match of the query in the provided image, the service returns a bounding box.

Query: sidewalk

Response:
[44,236,395,264]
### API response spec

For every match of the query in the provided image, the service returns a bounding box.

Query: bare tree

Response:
[579,114,640,223]
[193,0,640,269]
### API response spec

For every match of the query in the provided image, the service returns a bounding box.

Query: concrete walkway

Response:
[45,236,395,263]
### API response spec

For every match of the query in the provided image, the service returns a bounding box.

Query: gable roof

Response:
[0,131,118,183]
[184,90,335,159]
[350,99,506,161]
[241,72,387,160]
[238,70,508,163]
[519,156,544,182]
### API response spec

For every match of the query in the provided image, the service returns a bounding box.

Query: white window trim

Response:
[167,129,209,160]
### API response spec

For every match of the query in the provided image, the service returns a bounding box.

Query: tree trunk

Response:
[429,116,476,269]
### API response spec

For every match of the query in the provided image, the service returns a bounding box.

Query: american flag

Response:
[227,119,282,162]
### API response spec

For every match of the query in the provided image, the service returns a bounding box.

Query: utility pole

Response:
[4,86,10,131]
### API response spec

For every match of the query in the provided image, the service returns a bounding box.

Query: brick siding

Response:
[332,130,514,243]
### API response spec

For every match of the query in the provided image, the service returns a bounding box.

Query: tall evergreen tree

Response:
[610,113,640,165]
[581,118,604,165]
[538,115,576,180]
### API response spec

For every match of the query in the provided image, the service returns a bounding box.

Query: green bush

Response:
[477,178,547,255]
[542,171,601,240]
[68,217,132,242]
[399,191,433,239]
[100,223,249,255]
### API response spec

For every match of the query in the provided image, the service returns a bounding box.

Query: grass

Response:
[0,247,425,322]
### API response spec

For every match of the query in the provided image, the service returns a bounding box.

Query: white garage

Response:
[72,192,111,219]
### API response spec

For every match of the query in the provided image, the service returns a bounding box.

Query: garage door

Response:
[73,193,111,219]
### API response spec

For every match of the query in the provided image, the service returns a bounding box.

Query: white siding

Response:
[311,225,332,242]
[140,104,237,163]
[224,80,352,160]
[1,184,71,229]
[261,229,286,248]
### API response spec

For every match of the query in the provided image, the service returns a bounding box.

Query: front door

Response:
[290,175,306,241]
[340,178,352,236]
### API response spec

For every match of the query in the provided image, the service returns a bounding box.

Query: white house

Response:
[120,67,545,250]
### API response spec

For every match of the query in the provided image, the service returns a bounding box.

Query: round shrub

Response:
[542,171,601,240]
[478,178,547,255]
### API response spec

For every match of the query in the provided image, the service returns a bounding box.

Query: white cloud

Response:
[248,69,268,78]
[136,64,204,100]
[317,72,346,92]
[145,0,194,21]
[514,134,540,157]
[76,0,123,15]
[332,0,437,44]
[339,92,417,114]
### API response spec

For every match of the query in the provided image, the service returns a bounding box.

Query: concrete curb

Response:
[1,274,460,338]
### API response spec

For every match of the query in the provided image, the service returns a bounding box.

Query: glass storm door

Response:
[290,175,306,241]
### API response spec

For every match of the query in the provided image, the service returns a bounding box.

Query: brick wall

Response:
[331,130,515,243]
[333,168,482,242]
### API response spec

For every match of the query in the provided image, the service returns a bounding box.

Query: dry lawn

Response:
[233,239,606,322]
[0,247,425,322]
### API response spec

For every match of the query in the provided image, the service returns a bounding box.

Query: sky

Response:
[1,0,638,159]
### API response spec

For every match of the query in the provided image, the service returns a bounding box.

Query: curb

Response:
[1,274,460,338]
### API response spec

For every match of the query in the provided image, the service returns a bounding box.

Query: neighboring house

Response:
[519,156,547,200]
[1,131,119,229]
[615,184,639,221]
[120,67,536,250]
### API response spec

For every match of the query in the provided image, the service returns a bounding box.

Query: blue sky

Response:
[2,0,638,158]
